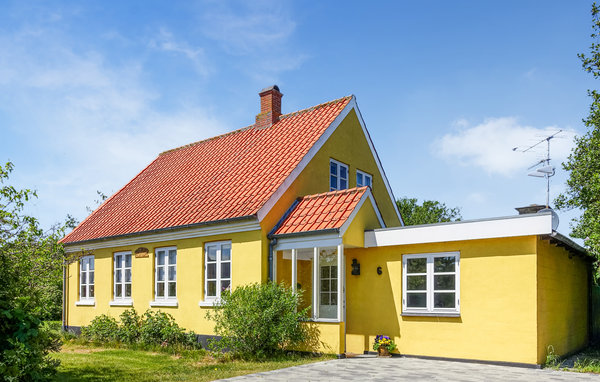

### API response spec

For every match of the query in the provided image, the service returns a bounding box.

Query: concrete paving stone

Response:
[219,356,600,381]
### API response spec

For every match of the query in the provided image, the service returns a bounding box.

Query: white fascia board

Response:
[256,98,355,223]
[274,233,342,251]
[365,213,554,248]
[350,97,404,226]
[339,188,386,237]
[63,220,261,253]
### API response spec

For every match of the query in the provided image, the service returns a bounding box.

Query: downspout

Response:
[588,261,594,344]
[268,238,277,281]
[62,257,67,331]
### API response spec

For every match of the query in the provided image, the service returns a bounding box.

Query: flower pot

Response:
[377,347,391,358]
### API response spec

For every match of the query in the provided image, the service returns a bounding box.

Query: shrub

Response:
[0,301,61,381]
[116,309,141,344]
[80,309,200,350]
[81,314,119,343]
[139,310,193,347]
[206,282,309,359]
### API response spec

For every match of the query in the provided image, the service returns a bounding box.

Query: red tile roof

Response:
[272,187,369,236]
[61,96,352,244]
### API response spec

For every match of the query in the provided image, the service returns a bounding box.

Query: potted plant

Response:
[373,335,397,357]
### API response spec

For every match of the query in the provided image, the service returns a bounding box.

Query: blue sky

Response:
[0,1,595,236]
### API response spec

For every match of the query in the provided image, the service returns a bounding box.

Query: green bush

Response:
[81,314,119,343]
[116,309,141,344]
[139,310,196,347]
[0,301,61,381]
[206,282,309,359]
[80,309,199,349]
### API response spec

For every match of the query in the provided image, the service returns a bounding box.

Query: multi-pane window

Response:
[330,159,348,191]
[155,247,177,300]
[318,248,338,319]
[79,255,94,301]
[114,251,132,300]
[402,252,459,315]
[275,246,341,321]
[205,242,231,300]
[356,170,372,188]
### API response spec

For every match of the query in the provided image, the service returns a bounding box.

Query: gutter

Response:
[546,231,589,258]
[268,228,340,240]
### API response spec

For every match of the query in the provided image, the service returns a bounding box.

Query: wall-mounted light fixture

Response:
[351,258,360,275]
[377,266,382,275]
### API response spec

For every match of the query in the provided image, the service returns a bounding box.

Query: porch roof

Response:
[271,186,383,237]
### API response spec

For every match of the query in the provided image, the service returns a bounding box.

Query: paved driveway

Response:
[221,355,600,381]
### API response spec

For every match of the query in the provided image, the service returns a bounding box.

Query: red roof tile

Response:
[272,187,369,236]
[61,96,352,244]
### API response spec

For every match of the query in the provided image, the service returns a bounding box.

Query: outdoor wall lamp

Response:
[351,258,360,275]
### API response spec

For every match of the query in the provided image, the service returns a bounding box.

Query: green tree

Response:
[0,161,74,380]
[396,197,462,226]
[555,3,600,265]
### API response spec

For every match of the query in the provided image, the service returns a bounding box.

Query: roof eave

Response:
[62,214,259,247]
[269,228,340,240]
[543,231,590,259]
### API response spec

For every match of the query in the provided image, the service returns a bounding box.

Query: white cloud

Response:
[198,0,306,79]
[148,28,211,77]
[433,117,577,177]
[0,19,226,228]
[201,0,296,55]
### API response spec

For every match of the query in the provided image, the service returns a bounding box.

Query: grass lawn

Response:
[52,343,333,381]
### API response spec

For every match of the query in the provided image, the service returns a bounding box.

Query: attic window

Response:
[330,159,348,191]
[356,170,372,188]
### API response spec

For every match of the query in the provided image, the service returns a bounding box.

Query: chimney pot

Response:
[515,204,546,215]
[256,85,283,129]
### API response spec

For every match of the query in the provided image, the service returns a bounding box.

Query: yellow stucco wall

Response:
[345,236,540,364]
[297,322,345,354]
[261,109,401,233]
[536,237,589,364]
[343,198,383,248]
[66,229,262,335]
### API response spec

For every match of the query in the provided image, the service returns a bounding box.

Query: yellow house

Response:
[61,86,591,367]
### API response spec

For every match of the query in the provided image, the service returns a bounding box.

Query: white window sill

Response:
[110,299,133,307]
[198,299,220,307]
[402,311,460,317]
[75,300,95,306]
[307,318,342,323]
[149,299,178,307]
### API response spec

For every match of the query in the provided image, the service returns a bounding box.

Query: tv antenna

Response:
[512,130,562,208]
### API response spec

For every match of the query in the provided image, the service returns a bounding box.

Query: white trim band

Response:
[64,220,260,253]
[365,213,554,248]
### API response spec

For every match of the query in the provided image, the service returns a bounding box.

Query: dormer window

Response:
[356,170,372,188]
[330,159,348,191]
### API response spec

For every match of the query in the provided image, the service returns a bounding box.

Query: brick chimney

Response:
[255,85,282,129]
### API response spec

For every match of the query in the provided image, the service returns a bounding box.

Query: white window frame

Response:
[356,169,372,188]
[275,244,344,322]
[76,255,95,306]
[329,159,348,191]
[402,252,460,316]
[200,241,232,306]
[150,246,178,307]
[110,251,133,306]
